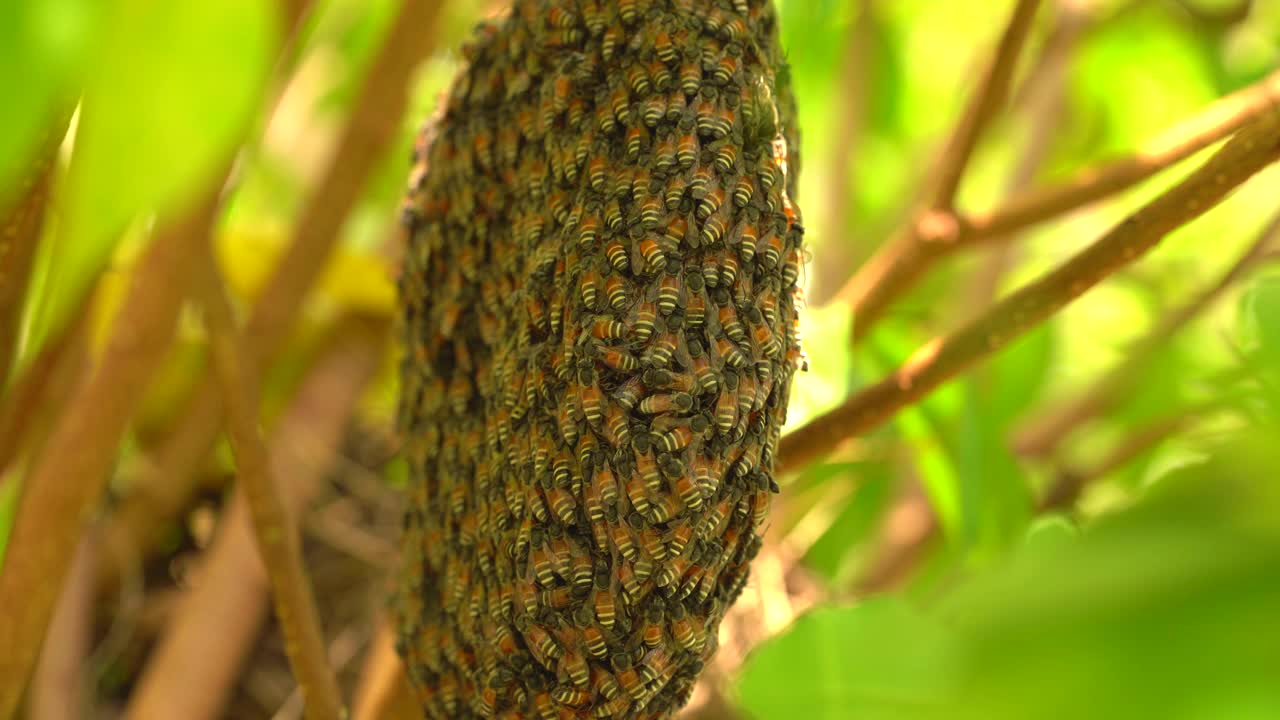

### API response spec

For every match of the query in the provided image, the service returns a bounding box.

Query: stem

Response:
[125,315,385,720]
[838,0,1043,338]
[96,0,446,598]
[190,251,344,720]
[1014,207,1280,458]
[778,108,1280,475]
[0,189,224,720]
[834,68,1280,341]
[0,114,71,398]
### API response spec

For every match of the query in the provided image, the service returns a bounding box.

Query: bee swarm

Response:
[396,0,804,717]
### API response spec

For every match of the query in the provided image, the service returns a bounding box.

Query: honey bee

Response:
[629,301,659,342]
[641,601,665,647]
[675,126,698,167]
[611,654,647,701]
[604,237,630,272]
[642,328,679,368]
[604,404,632,446]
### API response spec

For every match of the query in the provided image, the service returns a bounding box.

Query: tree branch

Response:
[777,107,1280,475]
[834,67,1280,341]
[929,0,1043,211]
[191,249,344,720]
[97,0,446,597]
[1014,206,1280,458]
[125,315,385,720]
[836,0,1043,337]
[0,296,91,477]
[1039,410,1196,512]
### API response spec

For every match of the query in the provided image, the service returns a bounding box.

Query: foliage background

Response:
[1,0,1279,718]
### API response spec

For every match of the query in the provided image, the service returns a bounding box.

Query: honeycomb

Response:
[396,1,804,716]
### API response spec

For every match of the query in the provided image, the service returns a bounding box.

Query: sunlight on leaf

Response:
[24,0,278,364]
[0,0,95,204]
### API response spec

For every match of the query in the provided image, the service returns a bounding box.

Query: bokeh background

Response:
[2,0,1280,718]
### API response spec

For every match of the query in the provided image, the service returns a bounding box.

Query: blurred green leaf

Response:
[735,598,957,720]
[1243,274,1280,362]
[1021,514,1078,556]
[0,0,96,203]
[803,466,893,583]
[955,379,1031,558]
[741,435,1280,720]
[0,477,18,573]
[864,326,965,542]
[24,0,278,361]
[1063,4,1216,167]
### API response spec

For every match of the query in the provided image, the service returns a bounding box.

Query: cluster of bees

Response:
[396,0,804,717]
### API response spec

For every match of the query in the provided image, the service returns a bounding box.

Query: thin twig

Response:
[930,0,1044,211]
[98,0,447,596]
[838,0,1043,337]
[125,315,386,720]
[965,0,1090,311]
[777,108,1280,475]
[1014,206,1280,458]
[192,249,344,720]
[833,67,1280,340]
[0,188,224,720]
[1040,412,1194,511]
[808,2,875,305]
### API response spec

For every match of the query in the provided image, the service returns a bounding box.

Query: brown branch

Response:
[97,0,446,596]
[0,297,91,477]
[1040,411,1195,512]
[191,249,344,720]
[965,0,1089,311]
[126,315,385,720]
[1014,206,1280,458]
[836,0,1042,338]
[929,0,1043,211]
[807,2,875,305]
[28,537,96,720]
[777,107,1280,476]
[834,67,1280,341]
[352,618,418,720]
[0,188,224,720]
[0,116,70,397]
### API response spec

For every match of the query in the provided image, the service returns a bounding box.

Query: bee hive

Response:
[396,0,804,716]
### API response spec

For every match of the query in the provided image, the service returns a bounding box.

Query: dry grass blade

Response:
[188,252,344,720]
[0,188,224,720]
[778,108,1280,475]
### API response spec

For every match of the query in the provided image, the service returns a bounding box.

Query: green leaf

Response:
[0,476,18,573]
[953,378,1032,559]
[0,0,96,204]
[803,467,893,583]
[863,327,965,542]
[935,437,1280,720]
[1244,275,1280,363]
[24,0,278,360]
[734,598,957,720]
